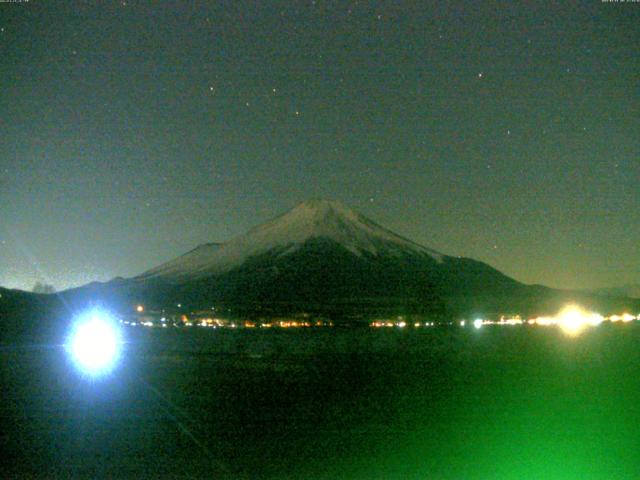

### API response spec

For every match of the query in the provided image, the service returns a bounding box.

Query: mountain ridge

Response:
[38,199,640,320]
[137,199,444,284]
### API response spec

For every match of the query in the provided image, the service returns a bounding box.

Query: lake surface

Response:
[2,324,640,479]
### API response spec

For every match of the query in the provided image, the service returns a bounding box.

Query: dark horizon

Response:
[1,1,638,292]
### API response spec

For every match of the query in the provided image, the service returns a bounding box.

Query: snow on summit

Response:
[139,200,444,281]
[241,199,444,261]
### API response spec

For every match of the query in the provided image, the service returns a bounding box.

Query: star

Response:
[478,72,483,78]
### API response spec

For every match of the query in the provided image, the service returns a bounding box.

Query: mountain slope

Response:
[589,285,640,299]
[138,200,444,283]
[138,242,223,280]
[60,199,640,319]
[123,200,526,316]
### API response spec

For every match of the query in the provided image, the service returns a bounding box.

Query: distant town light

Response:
[621,313,635,323]
[556,305,602,336]
[557,305,586,336]
[473,319,483,329]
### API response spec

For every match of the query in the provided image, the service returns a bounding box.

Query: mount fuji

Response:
[138,199,445,282]
[114,199,532,317]
[6,200,640,324]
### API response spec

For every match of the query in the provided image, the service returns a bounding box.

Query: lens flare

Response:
[557,305,586,336]
[68,310,121,376]
[557,305,602,337]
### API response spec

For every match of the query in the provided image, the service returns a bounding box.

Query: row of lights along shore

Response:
[128,303,637,337]
[66,304,639,378]
[372,305,639,337]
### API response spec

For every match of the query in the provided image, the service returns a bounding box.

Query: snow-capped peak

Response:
[139,199,443,281]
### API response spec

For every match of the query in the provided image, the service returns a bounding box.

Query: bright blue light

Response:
[67,309,121,376]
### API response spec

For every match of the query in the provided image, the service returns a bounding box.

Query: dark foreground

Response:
[2,324,640,479]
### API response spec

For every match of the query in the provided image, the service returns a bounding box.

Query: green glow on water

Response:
[4,323,640,479]
[339,326,640,480]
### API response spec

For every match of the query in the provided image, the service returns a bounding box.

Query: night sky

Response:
[1,1,638,292]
